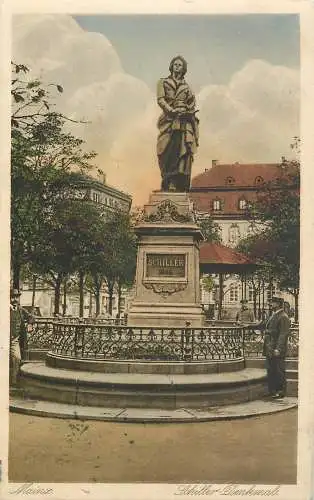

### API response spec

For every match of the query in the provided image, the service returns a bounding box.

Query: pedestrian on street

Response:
[236,299,255,325]
[10,289,27,386]
[263,296,290,399]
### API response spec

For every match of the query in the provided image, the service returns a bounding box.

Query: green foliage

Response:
[238,150,300,298]
[11,62,63,130]
[11,62,137,316]
[11,62,96,290]
[198,217,222,243]
[202,275,215,293]
[86,210,137,315]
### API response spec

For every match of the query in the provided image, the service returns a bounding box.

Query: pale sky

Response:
[74,14,300,90]
[12,14,300,205]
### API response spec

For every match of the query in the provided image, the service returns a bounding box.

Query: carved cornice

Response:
[143,281,187,298]
[143,200,194,224]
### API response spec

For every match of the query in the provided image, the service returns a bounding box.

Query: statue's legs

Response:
[158,131,181,191]
[158,132,193,192]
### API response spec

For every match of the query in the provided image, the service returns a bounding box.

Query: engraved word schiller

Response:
[146,253,186,278]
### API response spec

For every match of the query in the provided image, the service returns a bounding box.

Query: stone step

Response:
[245,359,298,397]
[9,386,25,398]
[9,396,298,423]
[286,369,298,380]
[21,363,266,389]
[20,362,267,410]
[27,349,48,361]
[287,379,298,397]
[245,358,298,371]
[46,352,245,375]
[286,359,298,370]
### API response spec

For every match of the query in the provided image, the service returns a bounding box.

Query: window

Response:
[71,301,79,317]
[248,285,254,302]
[228,224,240,244]
[92,192,100,203]
[266,288,277,303]
[239,198,247,210]
[225,176,235,186]
[255,176,264,185]
[247,223,255,235]
[212,199,222,211]
[229,284,239,302]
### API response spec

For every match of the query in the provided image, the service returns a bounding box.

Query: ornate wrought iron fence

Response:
[26,319,299,362]
[25,317,125,350]
[49,323,244,361]
[49,316,127,326]
[25,318,54,356]
[243,326,299,358]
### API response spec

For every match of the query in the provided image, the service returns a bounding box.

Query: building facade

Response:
[190,161,283,247]
[71,173,132,213]
[190,161,296,319]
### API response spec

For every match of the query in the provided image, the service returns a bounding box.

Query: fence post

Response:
[182,321,192,361]
[75,320,85,358]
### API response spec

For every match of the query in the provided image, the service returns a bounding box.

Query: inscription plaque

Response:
[146,253,186,278]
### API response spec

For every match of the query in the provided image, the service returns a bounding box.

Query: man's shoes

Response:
[272,393,285,400]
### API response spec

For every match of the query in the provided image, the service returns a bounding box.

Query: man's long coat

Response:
[263,309,290,358]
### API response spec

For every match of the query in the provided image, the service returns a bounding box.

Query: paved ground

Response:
[9,408,297,484]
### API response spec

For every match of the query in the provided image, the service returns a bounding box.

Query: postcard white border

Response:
[1,1,314,499]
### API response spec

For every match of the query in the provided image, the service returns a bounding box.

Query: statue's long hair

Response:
[169,55,187,76]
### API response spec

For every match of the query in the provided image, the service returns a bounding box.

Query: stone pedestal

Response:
[127,191,204,327]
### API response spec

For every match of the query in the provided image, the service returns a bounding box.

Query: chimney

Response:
[96,169,107,185]
[212,159,218,167]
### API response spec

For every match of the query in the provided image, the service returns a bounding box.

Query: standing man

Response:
[10,289,27,385]
[263,296,290,399]
[236,299,255,325]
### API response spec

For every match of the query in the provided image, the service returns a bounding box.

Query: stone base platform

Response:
[46,353,245,374]
[9,395,297,423]
[127,190,204,328]
[20,362,267,410]
[127,302,204,328]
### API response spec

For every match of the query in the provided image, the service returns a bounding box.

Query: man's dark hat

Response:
[270,296,284,305]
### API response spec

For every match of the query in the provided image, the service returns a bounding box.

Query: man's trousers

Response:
[265,356,286,395]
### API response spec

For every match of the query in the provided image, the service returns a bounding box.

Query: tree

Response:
[11,62,96,290]
[102,211,137,317]
[116,233,137,317]
[237,147,300,321]
[197,217,222,243]
[202,275,215,295]
[60,198,108,317]
[87,210,137,317]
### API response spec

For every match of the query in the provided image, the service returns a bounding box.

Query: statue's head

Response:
[169,55,187,76]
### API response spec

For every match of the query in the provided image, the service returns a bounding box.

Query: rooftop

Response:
[71,172,132,201]
[191,163,282,189]
[199,242,255,266]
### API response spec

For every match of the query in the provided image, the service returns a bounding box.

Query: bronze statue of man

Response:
[157,56,199,192]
